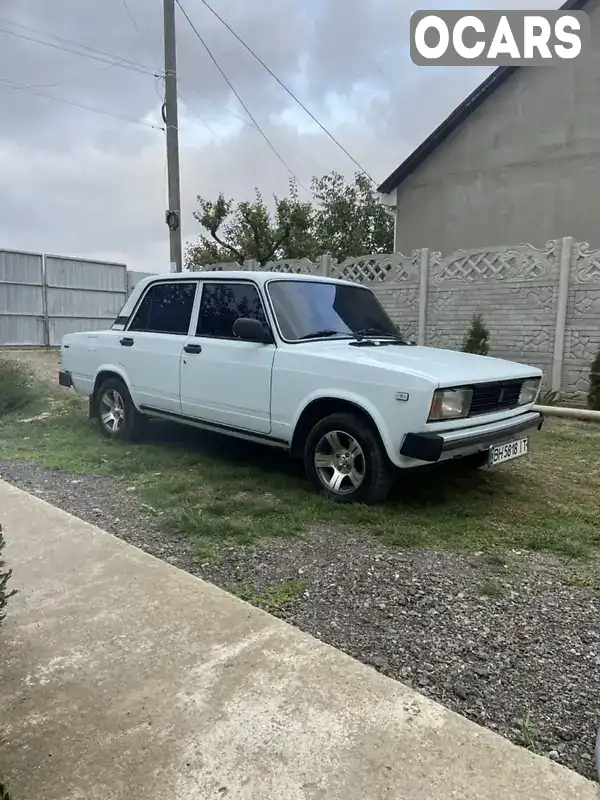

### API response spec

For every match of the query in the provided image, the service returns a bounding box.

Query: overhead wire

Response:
[0,25,159,78]
[117,0,172,211]
[119,0,224,151]
[175,0,311,194]
[0,13,262,140]
[177,92,223,142]
[0,77,164,130]
[177,81,258,130]
[120,0,158,68]
[196,0,375,182]
[0,15,152,72]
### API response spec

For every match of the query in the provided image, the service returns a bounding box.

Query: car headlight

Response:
[519,378,540,405]
[428,388,473,421]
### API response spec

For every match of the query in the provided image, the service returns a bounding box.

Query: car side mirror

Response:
[233,317,273,344]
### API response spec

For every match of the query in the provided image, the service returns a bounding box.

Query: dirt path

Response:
[2,349,60,384]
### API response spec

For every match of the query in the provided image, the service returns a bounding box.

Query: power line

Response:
[0,15,153,72]
[177,92,223,142]
[175,0,310,194]
[177,81,257,129]
[23,56,143,93]
[0,13,260,135]
[0,25,159,78]
[120,0,159,69]
[0,77,164,130]
[197,0,375,182]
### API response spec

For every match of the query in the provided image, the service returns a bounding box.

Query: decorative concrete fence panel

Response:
[198,237,598,398]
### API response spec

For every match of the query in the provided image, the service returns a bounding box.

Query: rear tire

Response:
[304,412,394,504]
[94,377,146,442]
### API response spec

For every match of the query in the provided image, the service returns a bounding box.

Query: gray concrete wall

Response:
[392,0,600,256]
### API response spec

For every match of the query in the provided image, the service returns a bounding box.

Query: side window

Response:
[129,282,197,335]
[196,282,268,339]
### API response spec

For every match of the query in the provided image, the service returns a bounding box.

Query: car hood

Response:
[299,340,541,385]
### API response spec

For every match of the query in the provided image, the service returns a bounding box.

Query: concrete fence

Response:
[190,236,600,399]
[0,249,152,348]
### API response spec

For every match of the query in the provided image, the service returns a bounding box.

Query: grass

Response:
[1,359,599,563]
[480,578,506,599]
[227,579,309,610]
[512,712,541,754]
[0,358,41,417]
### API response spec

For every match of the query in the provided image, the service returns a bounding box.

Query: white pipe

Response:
[534,404,600,422]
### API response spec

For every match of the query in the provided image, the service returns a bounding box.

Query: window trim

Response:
[125,279,200,336]
[189,278,275,343]
[264,277,390,345]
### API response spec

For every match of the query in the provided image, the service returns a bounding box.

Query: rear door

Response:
[180,280,275,433]
[119,279,198,413]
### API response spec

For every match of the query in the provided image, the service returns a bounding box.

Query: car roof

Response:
[137,270,359,287]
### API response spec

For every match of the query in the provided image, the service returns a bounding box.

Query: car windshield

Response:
[267,279,400,341]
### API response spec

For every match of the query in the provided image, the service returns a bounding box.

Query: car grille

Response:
[468,380,524,417]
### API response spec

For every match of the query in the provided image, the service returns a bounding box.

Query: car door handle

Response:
[120,337,134,347]
[184,343,202,354]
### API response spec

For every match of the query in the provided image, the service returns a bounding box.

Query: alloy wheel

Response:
[100,389,125,434]
[314,429,366,495]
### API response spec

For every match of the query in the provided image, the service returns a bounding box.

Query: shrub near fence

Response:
[191,236,600,399]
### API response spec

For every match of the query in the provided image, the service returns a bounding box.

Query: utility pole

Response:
[163,0,183,272]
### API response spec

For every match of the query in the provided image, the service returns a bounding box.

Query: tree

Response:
[588,349,600,410]
[462,314,490,356]
[185,179,315,268]
[185,170,394,269]
[311,171,393,262]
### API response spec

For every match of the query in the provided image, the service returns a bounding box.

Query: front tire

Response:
[95,378,145,442]
[304,412,394,504]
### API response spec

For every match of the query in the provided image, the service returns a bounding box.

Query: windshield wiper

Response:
[299,329,350,340]
[353,327,410,344]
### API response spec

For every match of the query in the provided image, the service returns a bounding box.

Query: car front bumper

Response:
[400,411,544,463]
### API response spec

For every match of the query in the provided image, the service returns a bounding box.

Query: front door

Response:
[180,280,275,434]
[120,279,198,413]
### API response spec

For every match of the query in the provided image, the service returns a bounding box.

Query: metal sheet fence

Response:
[0,249,45,346]
[0,249,128,347]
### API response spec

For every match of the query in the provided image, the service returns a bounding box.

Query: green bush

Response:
[462,313,490,356]
[0,358,38,418]
[588,349,600,410]
[539,389,563,407]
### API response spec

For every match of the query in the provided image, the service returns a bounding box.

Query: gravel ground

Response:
[1,459,599,783]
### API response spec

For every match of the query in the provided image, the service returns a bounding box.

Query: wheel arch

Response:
[91,367,135,411]
[290,393,393,460]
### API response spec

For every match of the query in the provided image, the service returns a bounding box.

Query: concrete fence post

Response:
[243,259,258,271]
[551,236,572,392]
[318,254,331,277]
[417,248,429,346]
[41,253,50,349]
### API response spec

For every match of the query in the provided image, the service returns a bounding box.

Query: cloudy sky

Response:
[0,0,560,273]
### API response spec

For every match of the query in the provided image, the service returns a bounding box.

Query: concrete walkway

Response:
[0,479,597,800]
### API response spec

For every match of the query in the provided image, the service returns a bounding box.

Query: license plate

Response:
[488,438,528,466]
